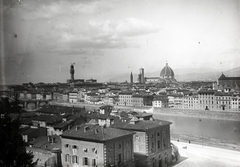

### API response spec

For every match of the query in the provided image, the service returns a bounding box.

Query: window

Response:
[119,144,121,149]
[83,157,88,165]
[118,154,122,163]
[65,144,69,148]
[72,145,78,149]
[72,155,78,164]
[92,159,97,166]
[92,148,97,154]
[158,140,160,148]
[83,148,88,153]
[65,154,70,162]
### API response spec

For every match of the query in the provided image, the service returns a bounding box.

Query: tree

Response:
[0,97,34,167]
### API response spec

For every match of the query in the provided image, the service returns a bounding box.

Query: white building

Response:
[69,91,78,103]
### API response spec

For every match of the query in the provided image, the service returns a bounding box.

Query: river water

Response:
[153,113,240,144]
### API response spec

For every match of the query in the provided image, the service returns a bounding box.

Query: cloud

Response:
[55,18,160,50]
[18,0,113,20]
[89,18,160,37]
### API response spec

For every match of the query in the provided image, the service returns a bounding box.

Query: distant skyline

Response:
[1,0,240,84]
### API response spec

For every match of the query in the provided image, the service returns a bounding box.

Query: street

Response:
[171,141,240,167]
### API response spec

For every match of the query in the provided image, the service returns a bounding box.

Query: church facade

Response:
[217,73,240,92]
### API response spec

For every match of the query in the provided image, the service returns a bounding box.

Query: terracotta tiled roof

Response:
[111,119,171,132]
[62,124,134,142]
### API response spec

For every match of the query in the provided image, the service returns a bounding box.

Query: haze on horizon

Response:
[1,0,240,85]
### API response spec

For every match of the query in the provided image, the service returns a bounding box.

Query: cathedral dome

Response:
[160,63,174,78]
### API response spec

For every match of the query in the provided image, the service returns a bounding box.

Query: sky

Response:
[1,0,240,84]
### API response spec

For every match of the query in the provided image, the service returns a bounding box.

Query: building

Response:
[160,63,174,79]
[153,95,169,108]
[182,95,198,109]
[69,91,78,103]
[232,94,240,112]
[32,115,62,136]
[61,124,135,167]
[198,90,216,110]
[132,94,144,107]
[118,92,133,106]
[145,77,160,83]
[168,95,183,108]
[218,73,240,92]
[27,135,62,167]
[144,62,177,84]
[86,79,97,83]
[112,117,172,167]
[67,63,85,84]
[215,92,232,111]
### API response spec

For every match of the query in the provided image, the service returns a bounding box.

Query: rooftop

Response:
[61,124,135,142]
[111,118,172,132]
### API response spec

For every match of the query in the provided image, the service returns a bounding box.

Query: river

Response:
[153,113,240,144]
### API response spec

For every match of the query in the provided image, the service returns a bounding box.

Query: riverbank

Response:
[52,102,240,121]
[153,108,240,121]
[171,133,240,152]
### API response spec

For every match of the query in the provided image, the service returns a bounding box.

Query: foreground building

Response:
[112,117,172,167]
[61,124,135,167]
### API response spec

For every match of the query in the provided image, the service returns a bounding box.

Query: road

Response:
[171,141,240,167]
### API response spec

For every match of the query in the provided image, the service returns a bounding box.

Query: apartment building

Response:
[112,118,172,167]
[132,94,144,107]
[198,90,216,110]
[232,94,240,112]
[118,92,133,106]
[61,124,135,167]
[182,95,198,109]
[215,92,232,111]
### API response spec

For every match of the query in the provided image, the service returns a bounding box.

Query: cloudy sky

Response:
[1,0,240,84]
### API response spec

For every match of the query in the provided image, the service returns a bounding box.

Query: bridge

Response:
[19,99,51,110]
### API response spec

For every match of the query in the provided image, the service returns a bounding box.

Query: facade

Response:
[182,95,198,109]
[132,94,144,107]
[153,95,169,108]
[232,94,240,111]
[119,92,133,106]
[168,95,183,108]
[198,90,216,110]
[69,91,78,103]
[112,118,172,167]
[215,92,232,111]
[27,135,62,167]
[61,124,135,167]
[145,77,160,83]
[218,73,240,91]
[86,79,97,83]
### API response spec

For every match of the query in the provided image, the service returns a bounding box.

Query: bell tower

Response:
[70,63,75,80]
